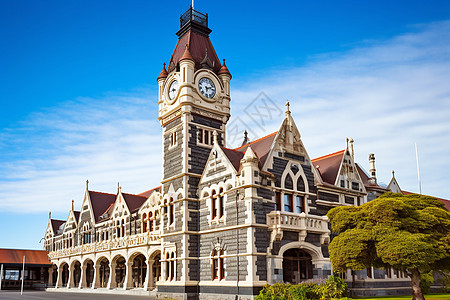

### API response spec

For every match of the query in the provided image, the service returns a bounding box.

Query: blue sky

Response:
[1,0,450,249]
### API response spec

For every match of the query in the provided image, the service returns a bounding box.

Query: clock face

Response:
[198,77,216,98]
[168,80,178,100]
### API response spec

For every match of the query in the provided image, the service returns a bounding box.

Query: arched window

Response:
[165,253,170,281]
[296,176,305,192]
[116,221,120,238]
[149,212,153,232]
[121,219,125,237]
[218,188,224,218]
[142,213,147,232]
[211,190,217,219]
[212,249,225,280]
[168,198,174,225]
[284,174,293,190]
[170,252,175,281]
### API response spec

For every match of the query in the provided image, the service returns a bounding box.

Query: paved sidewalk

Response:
[0,290,156,300]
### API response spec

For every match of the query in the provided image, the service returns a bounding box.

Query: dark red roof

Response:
[218,59,231,78]
[89,191,116,223]
[73,211,80,222]
[402,191,450,211]
[311,150,345,185]
[168,30,221,73]
[50,219,65,235]
[157,63,168,81]
[0,249,51,265]
[221,147,244,171]
[180,45,194,62]
[234,132,277,168]
[139,186,161,198]
[122,193,147,213]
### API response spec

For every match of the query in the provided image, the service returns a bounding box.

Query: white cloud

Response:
[0,20,449,215]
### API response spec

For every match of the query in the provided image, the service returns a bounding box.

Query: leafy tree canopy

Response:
[327,192,450,299]
[328,192,450,272]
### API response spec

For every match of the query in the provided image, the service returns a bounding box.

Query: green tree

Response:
[327,192,450,300]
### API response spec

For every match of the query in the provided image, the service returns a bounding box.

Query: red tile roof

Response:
[218,59,231,78]
[0,249,51,265]
[122,193,147,213]
[89,191,116,223]
[402,191,450,211]
[311,150,345,185]
[221,147,244,171]
[157,63,168,81]
[234,132,277,168]
[50,219,65,235]
[168,30,221,73]
[139,186,161,198]
[73,211,80,222]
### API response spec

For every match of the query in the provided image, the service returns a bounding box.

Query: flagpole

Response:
[415,142,422,195]
[21,256,25,295]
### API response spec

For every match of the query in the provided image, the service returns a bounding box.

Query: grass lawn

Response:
[357,294,450,300]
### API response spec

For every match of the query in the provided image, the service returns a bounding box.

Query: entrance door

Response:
[282,248,313,284]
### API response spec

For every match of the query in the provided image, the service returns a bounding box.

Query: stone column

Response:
[79,265,87,288]
[93,264,101,289]
[144,259,154,290]
[55,266,61,288]
[107,262,116,289]
[123,261,133,290]
[66,265,73,288]
[48,267,54,286]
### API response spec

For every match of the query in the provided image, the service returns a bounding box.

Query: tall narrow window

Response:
[295,195,304,213]
[218,188,224,218]
[284,194,293,212]
[168,198,174,225]
[149,212,153,232]
[211,190,217,219]
[165,253,170,281]
[170,252,175,281]
[275,191,281,211]
[212,249,225,280]
[204,130,209,145]
[197,129,203,144]
[142,213,147,232]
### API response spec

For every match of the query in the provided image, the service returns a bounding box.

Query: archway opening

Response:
[85,260,94,288]
[282,248,313,284]
[73,261,81,287]
[151,253,161,288]
[115,256,126,288]
[131,254,147,288]
[98,258,110,288]
[51,264,58,286]
[61,263,69,286]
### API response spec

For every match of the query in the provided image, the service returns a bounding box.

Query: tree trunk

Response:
[410,268,425,300]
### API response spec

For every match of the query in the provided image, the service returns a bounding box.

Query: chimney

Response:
[369,153,377,184]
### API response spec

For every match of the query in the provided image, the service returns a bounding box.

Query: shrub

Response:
[256,277,348,300]
[420,271,433,294]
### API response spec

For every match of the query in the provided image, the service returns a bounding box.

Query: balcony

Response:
[48,231,161,260]
[267,211,330,244]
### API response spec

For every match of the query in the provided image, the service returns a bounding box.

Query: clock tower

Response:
[156,7,232,288]
[157,7,231,196]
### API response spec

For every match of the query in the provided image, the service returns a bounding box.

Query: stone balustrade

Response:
[48,231,161,259]
[267,211,330,244]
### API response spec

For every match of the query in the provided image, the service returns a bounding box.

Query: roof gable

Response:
[89,191,116,223]
[51,219,65,236]
[200,143,239,184]
[122,193,147,213]
[234,132,277,168]
[312,150,345,185]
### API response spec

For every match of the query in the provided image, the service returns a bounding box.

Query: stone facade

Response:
[42,7,414,300]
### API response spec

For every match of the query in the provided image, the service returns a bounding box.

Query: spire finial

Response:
[213,130,218,145]
[285,100,291,115]
[163,62,166,69]
[71,200,74,211]
[49,211,51,219]
[118,182,121,193]
[86,179,89,190]
[392,170,395,177]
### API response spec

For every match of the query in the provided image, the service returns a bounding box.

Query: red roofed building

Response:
[0,248,51,290]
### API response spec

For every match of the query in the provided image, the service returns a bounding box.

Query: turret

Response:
[369,153,377,184]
